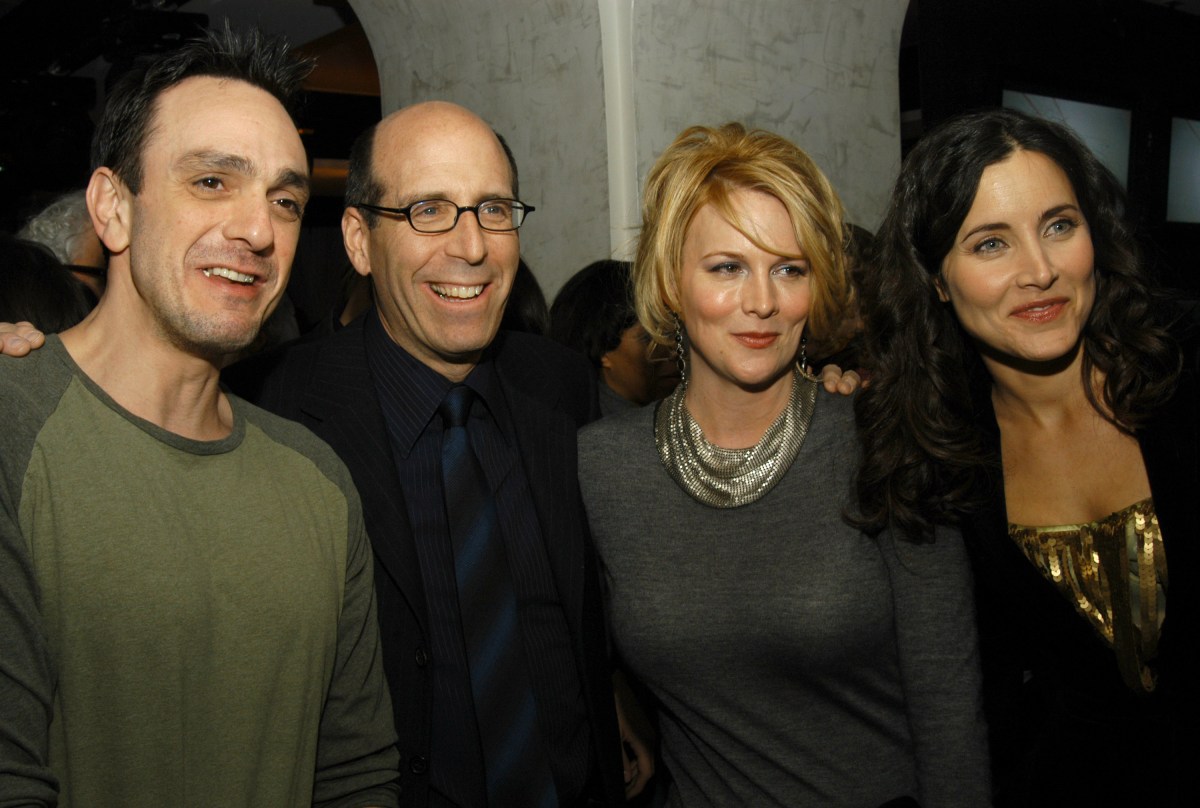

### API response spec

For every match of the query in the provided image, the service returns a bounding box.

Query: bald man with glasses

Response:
[228,101,638,808]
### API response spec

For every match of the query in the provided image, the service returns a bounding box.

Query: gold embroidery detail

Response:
[1009,498,1167,694]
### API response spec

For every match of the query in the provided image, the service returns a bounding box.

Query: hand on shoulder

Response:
[0,322,45,357]
[819,363,867,396]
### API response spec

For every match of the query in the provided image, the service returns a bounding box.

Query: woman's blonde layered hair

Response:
[634,122,852,348]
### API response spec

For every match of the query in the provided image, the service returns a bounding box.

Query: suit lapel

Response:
[498,362,586,637]
[302,328,429,631]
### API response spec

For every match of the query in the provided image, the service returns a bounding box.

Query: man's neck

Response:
[60,299,233,442]
[374,309,482,384]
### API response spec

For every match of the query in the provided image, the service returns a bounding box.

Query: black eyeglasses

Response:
[352,198,535,233]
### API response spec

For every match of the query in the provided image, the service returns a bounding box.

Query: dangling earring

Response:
[673,312,688,390]
[798,334,809,377]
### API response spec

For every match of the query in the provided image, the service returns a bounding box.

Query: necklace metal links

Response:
[655,365,818,508]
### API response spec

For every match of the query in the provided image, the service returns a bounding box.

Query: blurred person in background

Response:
[0,233,90,333]
[18,189,107,302]
[550,259,678,415]
[500,257,551,335]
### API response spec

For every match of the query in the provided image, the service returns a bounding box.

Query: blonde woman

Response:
[578,124,989,808]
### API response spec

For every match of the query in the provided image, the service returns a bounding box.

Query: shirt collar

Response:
[364,307,510,455]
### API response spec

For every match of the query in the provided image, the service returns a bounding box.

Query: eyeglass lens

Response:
[408,199,524,232]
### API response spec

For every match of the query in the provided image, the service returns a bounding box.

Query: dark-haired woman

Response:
[855,107,1196,806]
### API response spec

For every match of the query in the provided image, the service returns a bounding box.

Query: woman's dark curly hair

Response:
[854,108,1181,542]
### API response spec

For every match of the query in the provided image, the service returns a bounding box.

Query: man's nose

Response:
[445,208,488,264]
[223,196,275,253]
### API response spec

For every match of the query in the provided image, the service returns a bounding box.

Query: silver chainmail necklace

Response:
[655,365,818,508]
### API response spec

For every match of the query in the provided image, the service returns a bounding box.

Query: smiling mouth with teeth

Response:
[203,267,256,284]
[430,283,484,300]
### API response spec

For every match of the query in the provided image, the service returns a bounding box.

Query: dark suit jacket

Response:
[226,319,624,807]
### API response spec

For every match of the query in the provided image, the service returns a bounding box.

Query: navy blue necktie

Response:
[439,385,557,808]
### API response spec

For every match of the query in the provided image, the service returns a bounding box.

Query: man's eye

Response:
[412,202,448,218]
[272,198,303,219]
[196,177,223,191]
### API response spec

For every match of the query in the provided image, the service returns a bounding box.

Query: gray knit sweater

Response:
[578,392,989,808]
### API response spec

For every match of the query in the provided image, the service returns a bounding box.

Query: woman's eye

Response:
[1046,218,1076,236]
[710,262,741,274]
[973,237,1005,254]
[776,263,809,277]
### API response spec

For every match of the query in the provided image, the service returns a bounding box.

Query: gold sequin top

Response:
[1008,498,1167,694]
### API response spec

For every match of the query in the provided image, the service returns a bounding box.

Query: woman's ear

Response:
[933,275,950,303]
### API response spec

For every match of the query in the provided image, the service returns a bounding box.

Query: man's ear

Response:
[86,167,131,254]
[341,207,374,278]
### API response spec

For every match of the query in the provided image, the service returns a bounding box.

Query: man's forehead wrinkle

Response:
[393,190,515,208]
[175,150,309,191]
[385,147,514,198]
[176,150,257,176]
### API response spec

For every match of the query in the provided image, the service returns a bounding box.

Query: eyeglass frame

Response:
[351,197,536,233]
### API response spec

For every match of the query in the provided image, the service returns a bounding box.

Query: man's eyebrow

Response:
[177,150,310,196]
[275,168,310,197]
[177,150,256,176]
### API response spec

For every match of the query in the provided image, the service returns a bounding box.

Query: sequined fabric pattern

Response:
[1008,498,1167,693]
[654,366,817,509]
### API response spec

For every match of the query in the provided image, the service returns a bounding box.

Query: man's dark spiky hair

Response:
[90,22,314,193]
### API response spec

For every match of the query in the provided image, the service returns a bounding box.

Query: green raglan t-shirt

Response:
[0,336,399,807]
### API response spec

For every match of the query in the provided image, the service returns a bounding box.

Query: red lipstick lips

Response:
[732,331,779,348]
[1010,298,1067,324]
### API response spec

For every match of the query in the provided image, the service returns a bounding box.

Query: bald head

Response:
[345,101,517,226]
[387,100,489,138]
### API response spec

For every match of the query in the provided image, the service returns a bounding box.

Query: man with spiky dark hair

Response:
[0,27,399,806]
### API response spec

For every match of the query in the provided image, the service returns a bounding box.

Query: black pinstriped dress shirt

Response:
[364,311,589,808]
